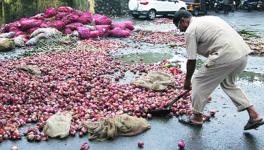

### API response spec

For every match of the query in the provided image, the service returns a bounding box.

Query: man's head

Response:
[173,11,192,32]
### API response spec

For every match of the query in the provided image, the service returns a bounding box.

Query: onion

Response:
[138,141,144,148]
[209,109,217,117]
[80,142,90,150]
[0,37,191,143]
[178,139,185,150]
[132,30,185,45]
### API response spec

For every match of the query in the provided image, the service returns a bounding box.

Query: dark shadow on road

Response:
[243,132,258,150]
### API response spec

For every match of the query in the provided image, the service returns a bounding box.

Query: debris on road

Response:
[246,38,264,55]
[152,18,173,24]
[238,30,264,55]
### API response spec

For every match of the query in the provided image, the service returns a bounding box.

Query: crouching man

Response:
[174,11,263,130]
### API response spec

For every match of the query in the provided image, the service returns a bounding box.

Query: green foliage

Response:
[238,29,261,39]
[20,51,33,57]
[0,0,89,24]
[0,0,130,24]
[95,0,129,17]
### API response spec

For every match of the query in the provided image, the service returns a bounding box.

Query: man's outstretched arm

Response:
[184,59,196,90]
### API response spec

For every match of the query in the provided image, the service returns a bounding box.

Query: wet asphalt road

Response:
[1,11,264,150]
[213,10,264,36]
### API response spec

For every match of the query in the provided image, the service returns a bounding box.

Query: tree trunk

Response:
[88,0,95,14]
[1,1,6,24]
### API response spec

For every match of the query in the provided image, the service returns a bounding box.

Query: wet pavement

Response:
[1,11,264,150]
[212,11,264,36]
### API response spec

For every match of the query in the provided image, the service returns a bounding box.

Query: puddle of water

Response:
[110,43,185,84]
[118,52,173,64]
[113,42,177,64]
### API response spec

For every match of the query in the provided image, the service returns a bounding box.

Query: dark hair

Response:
[173,11,192,26]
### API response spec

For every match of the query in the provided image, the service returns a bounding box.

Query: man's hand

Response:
[184,79,192,90]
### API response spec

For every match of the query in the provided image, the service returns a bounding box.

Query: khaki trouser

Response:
[191,55,252,114]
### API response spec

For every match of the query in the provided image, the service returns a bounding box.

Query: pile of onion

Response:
[131,30,185,45]
[0,39,215,143]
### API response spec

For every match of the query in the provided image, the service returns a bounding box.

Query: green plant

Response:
[238,30,260,39]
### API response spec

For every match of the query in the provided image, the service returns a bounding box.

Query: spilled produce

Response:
[131,30,185,45]
[0,6,217,147]
[0,44,195,142]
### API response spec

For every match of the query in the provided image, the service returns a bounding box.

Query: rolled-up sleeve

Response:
[185,32,197,60]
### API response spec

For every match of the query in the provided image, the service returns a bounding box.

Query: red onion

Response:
[80,142,90,150]
[0,38,192,143]
[209,109,217,117]
[131,30,185,45]
[138,141,144,148]
[178,139,185,150]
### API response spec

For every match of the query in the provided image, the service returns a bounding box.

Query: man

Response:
[173,11,263,130]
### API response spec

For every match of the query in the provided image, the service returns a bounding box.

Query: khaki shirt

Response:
[185,16,252,66]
